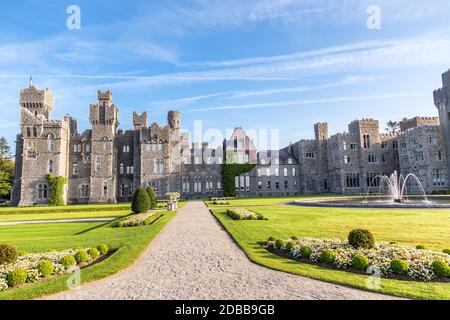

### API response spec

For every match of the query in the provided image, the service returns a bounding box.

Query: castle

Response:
[10,70,450,206]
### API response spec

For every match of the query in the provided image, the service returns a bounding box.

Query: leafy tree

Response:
[0,171,12,196]
[131,187,151,213]
[0,137,14,200]
[146,187,158,210]
[0,137,10,163]
[385,121,400,134]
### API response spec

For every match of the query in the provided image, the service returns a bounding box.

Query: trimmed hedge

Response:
[7,268,27,287]
[299,246,312,258]
[348,229,375,249]
[146,187,158,210]
[0,244,18,265]
[37,260,54,276]
[74,250,89,264]
[431,260,450,278]
[131,188,151,214]
[391,259,409,275]
[60,255,76,269]
[88,248,100,259]
[319,249,336,265]
[352,255,369,271]
[97,244,109,255]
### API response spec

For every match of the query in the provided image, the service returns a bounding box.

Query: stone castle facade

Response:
[11,70,450,205]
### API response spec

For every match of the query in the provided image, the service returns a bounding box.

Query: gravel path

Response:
[49,201,395,300]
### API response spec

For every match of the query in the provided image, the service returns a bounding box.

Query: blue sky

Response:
[1,0,450,149]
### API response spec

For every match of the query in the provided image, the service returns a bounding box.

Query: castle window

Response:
[350,143,357,150]
[305,151,315,159]
[47,160,54,174]
[217,181,222,190]
[258,181,262,190]
[73,162,78,175]
[182,177,190,193]
[367,172,380,187]
[33,127,37,137]
[433,169,447,186]
[343,142,347,150]
[382,155,387,163]
[284,168,288,177]
[275,181,280,189]
[102,137,110,151]
[47,134,56,152]
[275,168,279,177]
[285,181,289,189]
[344,156,351,164]
[363,135,370,149]
[368,155,377,163]
[346,173,360,188]
[102,182,108,197]
[381,141,387,149]
[120,184,127,197]
[154,159,164,174]
[74,144,81,153]
[85,143,91,153]
[37,184,49,199]
[257,169,261,177]
[123,145,130,153]
[292,168,296,176]
[437,151,443,161]
[429,136,437,145]
[96,158,101,172]
[79,184,89,198]
[27,127,31,137]
[288,158,293,164]
[119,163,124,174]
[393,141,398,149]
[127,166,134,174]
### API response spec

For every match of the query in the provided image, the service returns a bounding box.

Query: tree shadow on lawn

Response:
[74,213,134,235]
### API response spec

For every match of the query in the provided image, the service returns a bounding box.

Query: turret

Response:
[19,77,54,121]
[168,110,180,129]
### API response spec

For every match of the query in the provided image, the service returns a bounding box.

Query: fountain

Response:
[293,171,450,209]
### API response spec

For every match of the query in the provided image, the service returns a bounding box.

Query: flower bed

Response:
[117,212,164,227]
[227,208,267,221]
[264,236,450,282]
[0,244,109,292]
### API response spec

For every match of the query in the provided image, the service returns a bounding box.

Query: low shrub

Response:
[46,249,57,252]
[443,249,450,255]
[268,236,276,242]
[131,187,151,214]
[284,242,295,252]
[18,251,28,257]
[299,246,312,258]
[117,221,124,228]
[74,250,89,264]
[291,236,298,240]
[319,249,336,265]
[88,248,100,260]
[0,244,18,265]
[416,245,427,250]
[97,244,109,255]
[275,239,284,250]
[352,255,369,271]
[431,260,450,278]
[60,255,76,269]
[390,259,409,275]
[348,229,375,249]
[7,268,27,287]
[37,260,54,277]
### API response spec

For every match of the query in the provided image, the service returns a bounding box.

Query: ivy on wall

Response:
[221,164,255,197]
[47,174,68,206]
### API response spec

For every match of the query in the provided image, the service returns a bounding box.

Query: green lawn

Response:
[0,210,129,223]
[204,194,342,207]
[0,203,132,215]
[211,205,450,300]
[0,211,176,300]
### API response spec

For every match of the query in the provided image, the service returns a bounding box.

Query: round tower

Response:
[168,110,180,129]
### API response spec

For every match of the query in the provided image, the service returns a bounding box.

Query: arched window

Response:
[102,182,108,197]
[26,127,31,137]
[33,127,37,137]
[102,137,110,151]
[79,184,89,198]
[119,163,124,174]
[38,184,48,199]
[47,160,53,174]
[48,133,56,151]
[95,158,101,172]
[363,135,370,149]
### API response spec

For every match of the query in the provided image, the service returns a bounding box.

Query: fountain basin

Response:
[293,196,450,209]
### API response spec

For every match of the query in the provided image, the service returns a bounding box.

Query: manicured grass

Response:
[204,194,341,207]
[0,210,129,223]
[0,203,132,215]
[0,211,176,300]
[211,205,450,300]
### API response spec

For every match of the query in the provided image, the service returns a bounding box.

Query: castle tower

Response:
[133,112,148,130]
[168,111,180,130]
[19,77,54,121]
[434,70,450,187]
[88,90,119,203]
[314,123,329,192]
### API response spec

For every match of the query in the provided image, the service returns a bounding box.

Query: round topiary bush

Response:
[7,268,27,287]
[131,187,151,214]
[291,236,298,241]
[267,236,276,242]
[37,260,54,277]
[146,187,158,210]
[390,259,409,275]
[97,244,109,255]
[319,249,336,265]
[299,246,312,259]
[284,242,295,252]
[443,249,450,255]
[60,255,76,269]
[0,244,18,265]
[416,244,427,250]
[431,260,450,278]
[348,229,375,249]
[88,248,100,260]
[275,239,284,250]
[352,255,369,271]
[74,250,89,264]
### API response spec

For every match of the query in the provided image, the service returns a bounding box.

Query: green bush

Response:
[88,248,100,260]
[97,244,109,255]
[416,244,427,250]
[268,236,276,242]
[319,249,336,265]
[131,187,151,214]
[352,255,369,271]
[390,259,409,275]
[74,250,89,264]
[431,260,450,278]
[227,209,243,220]
[60,255,76,269]
[291,236,298,240]
[46,249,57,252]
[146,187,158,210]
[0,244,18,265]
[7,268,27,287]
[284,242,295,252]
[37,260,54,277]
[117,221,124,228]
[143,213,163,226]
[348,229,375,249]
[18,251,28,257]
[299,246,312,258]
[275,239,284,250]
[443,249,450,255]
[47,174,68,206]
